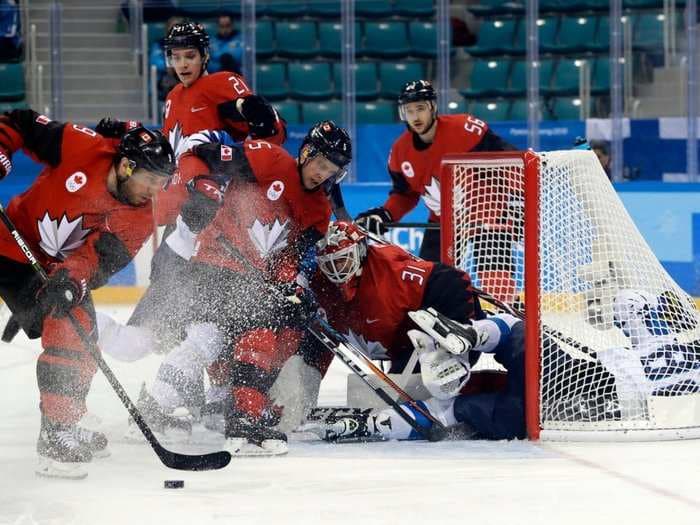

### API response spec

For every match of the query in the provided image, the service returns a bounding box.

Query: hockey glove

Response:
[239,95,278,138]
[95,117,141,138]
[180,175,226,233]
[277,281,319,325]
[0,147,11,180]
[414,335,471,400]
[36,268,86,318]
[354,207,392,236]
[408,308,481,356]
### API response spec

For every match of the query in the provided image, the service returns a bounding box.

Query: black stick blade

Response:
[156,445,232,471]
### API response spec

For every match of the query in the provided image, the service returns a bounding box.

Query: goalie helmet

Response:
[316,221,367,300]
[116,127,176,179]
[299,121,352,190]
[163,22,210,69]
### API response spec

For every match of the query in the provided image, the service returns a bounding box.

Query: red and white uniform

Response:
[384,114,491,224]
[158,71,286,225]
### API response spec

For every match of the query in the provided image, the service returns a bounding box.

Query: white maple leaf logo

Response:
[168,122,190,160]
[37,212,91,260]
[247,218,289,258]
[346,330,390,360]
[421,176,441,216]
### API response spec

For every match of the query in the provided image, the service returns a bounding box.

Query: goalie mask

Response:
[317,221,367,300]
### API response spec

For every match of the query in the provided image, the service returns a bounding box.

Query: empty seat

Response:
[591,56,610,95]
[0,63,24,100]
[461,58,510,98]
[469,0,525,16]
[0,100,28,112]
[357,101,396,124]
[178,0,233,16]
[550,97,583,120]
[548,58,583,96]
[633,12,665,51]
[552,15,597,53]
[447,98,467,114]
[276,21,318,58]
[332,62,379,100]
[409,21,437,57]
[318,22,363,58]
[512,16,559,54]
[302,100,343,124]
[590,15,611,53]
[509,98,544,120]
[466,19,517,56]
[256,63,287,101]
[256,20,275,58]
[308,1,341,17]
[266,2,307,17]
[272,100,301,125]
[395,0,435,17]
[505,58,554,96]
[356,0,394,17]
[378,62,425,98]
[362,22,411,58]
[469,99,510,121]
[289,62,333,100]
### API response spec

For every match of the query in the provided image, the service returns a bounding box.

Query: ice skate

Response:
[224,416,288,457]
[36,417,93,480]
[72,425,110,458]
[125,383,192,443]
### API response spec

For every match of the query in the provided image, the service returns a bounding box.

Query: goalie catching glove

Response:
[408,307,485,356]
[410,329,471,400]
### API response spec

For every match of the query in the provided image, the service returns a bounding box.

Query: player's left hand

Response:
[37,269,86,318]
[95,117,141,138]
[278,281,319,324]
[239,95,278,138]
[180,175,226,232]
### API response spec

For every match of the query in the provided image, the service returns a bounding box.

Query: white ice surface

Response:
[1,305,699,525]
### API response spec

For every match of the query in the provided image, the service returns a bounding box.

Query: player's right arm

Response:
[0,109,67,176]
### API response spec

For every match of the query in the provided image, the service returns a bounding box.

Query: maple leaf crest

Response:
[247,219,289,258]
[421,177,441,216]
[345,330,390,360]
[37,212,91,260]
[168,122,190,160]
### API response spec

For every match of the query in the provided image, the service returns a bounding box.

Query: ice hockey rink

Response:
[0,305,697,525]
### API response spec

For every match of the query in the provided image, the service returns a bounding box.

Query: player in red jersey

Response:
[117,122,351,456]
[0,109,174,479]
[354,80,520,303]
[304,221,525,442]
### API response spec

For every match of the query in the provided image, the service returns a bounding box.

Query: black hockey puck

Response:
[164,480,184,489]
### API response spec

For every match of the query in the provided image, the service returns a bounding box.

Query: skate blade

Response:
[36,457,88,480]
[226,438,288,457]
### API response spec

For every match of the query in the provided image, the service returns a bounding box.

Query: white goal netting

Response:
[441,150,700,441]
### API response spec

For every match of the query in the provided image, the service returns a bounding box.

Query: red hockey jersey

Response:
[158,71,286,225]
[193,140,331,282]
[384,114,491,223]
[0,111,154,287]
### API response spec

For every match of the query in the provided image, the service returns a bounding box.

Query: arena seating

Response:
[0,1,24,109]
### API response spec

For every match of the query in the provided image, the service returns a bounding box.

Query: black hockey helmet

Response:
[300,120,352,172]
[164,22,210,65]
[116,127,176,179]
[398,79,437,106]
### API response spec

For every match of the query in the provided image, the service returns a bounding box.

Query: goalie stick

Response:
[215,235,447,442]
[0,203,231,472]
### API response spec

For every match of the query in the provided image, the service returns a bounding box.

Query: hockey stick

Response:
[308,317,447,442]
[0,204,231,471]
[386,222,440,230]
[214,235,447,441]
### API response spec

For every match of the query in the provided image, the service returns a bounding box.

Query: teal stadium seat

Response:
[548,58,583,96]
[289,62,333,100]
[256,63,287,101]
[302,100,343,124]
[633,12,665,51]
[357,101,396,124]
[256,20,275,59]
[552,15,597,54]
[356,0,394,18]
[0,100,28,112]
[461,58,510,98]
[362,22,411,58]
[550,97,583,120]
[332,62,378,100]
[379,62,425,98]
[447,98,467,114]
[409,21,437,58]
[466,19,517,56]
[512,16,559,54]
[0,63,25,101]
[395,0,435,17]
[468,0,524,16]
[318,22,363,58]
[179,0,240,16]
[146,22,163,49]
[469,100,510,121]
[276,21,318,58]
[505,58,554,96]
[591,56,610,95]
[272,100,300,125]
[266,1,307,17]
[624,0,663,7]
[308,1,341,17]
[509,98,545,120]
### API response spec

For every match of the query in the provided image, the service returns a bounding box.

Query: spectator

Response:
[208,14,243,74]
[590,140,611,180]
[149,16,183,100]
[0,0,22,61]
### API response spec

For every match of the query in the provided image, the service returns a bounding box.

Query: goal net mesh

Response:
[443,150,700,439]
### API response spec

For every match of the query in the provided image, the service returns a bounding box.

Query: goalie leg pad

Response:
[418,345,471,400]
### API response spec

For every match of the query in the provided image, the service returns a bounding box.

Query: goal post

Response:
[440,149,700,441]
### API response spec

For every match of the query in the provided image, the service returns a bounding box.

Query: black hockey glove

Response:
[277,282,319,326]
[95,117,142,138]
[0,146,12,180]
[180,175,226,233]
[355,207,392,236]
[240,95,278,138]
[36,268,86,318]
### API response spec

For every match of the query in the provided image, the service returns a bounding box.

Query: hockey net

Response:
[441,150,700,441]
